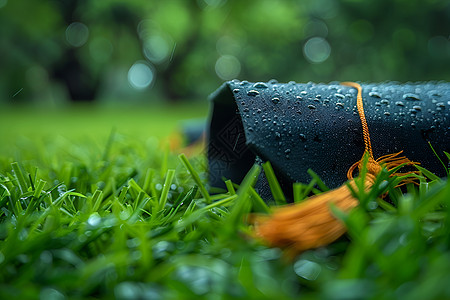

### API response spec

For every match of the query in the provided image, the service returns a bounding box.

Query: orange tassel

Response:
[253,82,419,255]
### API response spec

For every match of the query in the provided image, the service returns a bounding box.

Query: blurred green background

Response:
[0,0,449,104]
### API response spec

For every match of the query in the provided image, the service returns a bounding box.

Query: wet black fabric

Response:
[207,80,450,200]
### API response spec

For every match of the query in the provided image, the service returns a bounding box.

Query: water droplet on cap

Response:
[395,101,405,107]
[369,91,382,98]
[308,105,316,109]
[272,97,280,104]
[403,93,421,101]
[247,90,260,96]
[254,82,268,89]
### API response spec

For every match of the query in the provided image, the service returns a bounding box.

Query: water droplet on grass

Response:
[40,288,66,300]
[87,213,101,227]
[294,259,322,280]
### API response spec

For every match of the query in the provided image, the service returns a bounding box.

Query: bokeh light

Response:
[65,22,89,47]
[303,37,331,64]
[215,55,241,80]
[143,34,173,64]
[128,61,155,90]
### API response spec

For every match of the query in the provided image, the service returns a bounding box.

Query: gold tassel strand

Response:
[253,82,418,255]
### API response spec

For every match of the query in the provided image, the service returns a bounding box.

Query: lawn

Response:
[0,103,449,299]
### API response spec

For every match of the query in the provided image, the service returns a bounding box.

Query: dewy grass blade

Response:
[158,169,175,211]
[11,162,28,194]
[262,161,286,205]
[176,194,238,230]
[415,165,441,181]
[128,178,151,200]
[143,168,154,194]
[117,186,129,204]
[293,183,302,203]
[33,179,46,199]
[179,153,211,204]
[307,169,330,192]
[413,180,449,218]
[428,141,449,176]
[225,179,236,195]
[91,190,104,212]
[226,165,260,230]
[28,174,35,191]
[231,182,270,213]
[248,186,270,213]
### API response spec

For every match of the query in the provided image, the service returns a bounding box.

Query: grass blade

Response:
[262,161,286,205]
[11,162,28,194]
[179,153,211,204]
[158,169,175,211]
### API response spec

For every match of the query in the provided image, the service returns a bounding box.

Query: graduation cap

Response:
[207,80,449,254]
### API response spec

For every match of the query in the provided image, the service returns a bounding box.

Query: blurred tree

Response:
[0,0,448,103]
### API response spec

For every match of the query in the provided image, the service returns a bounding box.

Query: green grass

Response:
[1,105,450,299]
